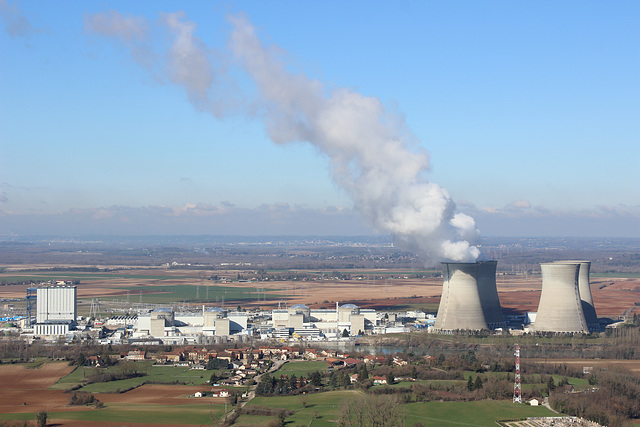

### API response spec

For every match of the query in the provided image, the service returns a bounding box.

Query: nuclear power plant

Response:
[531,262,589,333]
[434,261,505,331]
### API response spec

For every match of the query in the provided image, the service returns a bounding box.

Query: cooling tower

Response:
[532,262,588,333]
[476,261,507,329]
[435,261,504,331]
[553,260,598,331]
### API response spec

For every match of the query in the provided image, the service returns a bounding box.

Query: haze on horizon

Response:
[1,0,638,242]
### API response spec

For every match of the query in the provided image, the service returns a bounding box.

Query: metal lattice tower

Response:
[513,345,522,403]
[26,287,37,327]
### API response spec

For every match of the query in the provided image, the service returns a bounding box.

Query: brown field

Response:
[0,363,77,413]
[0,363,224,426]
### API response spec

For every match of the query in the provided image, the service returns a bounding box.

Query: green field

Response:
[248,390,361,427]
[0,403,224,425]
[51,361,213,392]
[240,391,558,426]
[403,400,556,426]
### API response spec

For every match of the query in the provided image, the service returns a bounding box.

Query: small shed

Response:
[529,398,539,406]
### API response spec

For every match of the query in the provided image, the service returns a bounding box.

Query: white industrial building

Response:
[34,286,77,336]
[269,303,376,338]
[134,306,249,339]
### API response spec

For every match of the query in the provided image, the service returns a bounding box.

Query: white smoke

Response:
[86,10,484,264]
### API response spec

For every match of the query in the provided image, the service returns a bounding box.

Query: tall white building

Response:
[36,286,77,323]
[34,286,77,336]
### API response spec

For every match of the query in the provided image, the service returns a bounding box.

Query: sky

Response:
[1,0,639,245]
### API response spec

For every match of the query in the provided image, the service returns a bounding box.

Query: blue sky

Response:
[1,0,638,239]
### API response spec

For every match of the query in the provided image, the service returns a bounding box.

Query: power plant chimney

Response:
[435,261,504,331]
[532,262,588,333]
[553,260,598,331]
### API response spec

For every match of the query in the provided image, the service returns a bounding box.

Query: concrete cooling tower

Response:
[434,261,505,331]
[532,262,588,333]
[553,260,598,331]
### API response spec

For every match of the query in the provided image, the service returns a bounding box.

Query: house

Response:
[87,355,103,367]
[194,392,203,398]
[343,358,361,367]
[392,357,408,366]
[372,376,387,385]
[126,349,146,361]
[562,385,575,394]
[529,398,539,406]
[210,388,230,398]
[350,373,359,383]
[364,355,385,365]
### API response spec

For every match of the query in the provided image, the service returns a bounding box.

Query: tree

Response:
[547,375,556,392]
[340,372,351,387]
[360,364,369,380]
[342,329,349,337]
[76,353,86,366]
[467,375,475,391]
[474,375,483,390]
[386,371,395,385]
[299,394,309,408]
[309,371,322,387]
[329,371,338,387]
[36,411,48,427]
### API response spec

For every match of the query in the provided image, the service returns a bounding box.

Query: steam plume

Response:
[86,10,483,264]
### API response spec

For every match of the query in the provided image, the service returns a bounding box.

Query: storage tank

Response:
[532,262,588,333]
[553,260,598,331]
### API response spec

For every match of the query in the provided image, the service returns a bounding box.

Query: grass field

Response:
[403,400,556,426]
[248,390,361,426]
[0,403,224,425]
[50,361,213,392]
[241,392,558,426]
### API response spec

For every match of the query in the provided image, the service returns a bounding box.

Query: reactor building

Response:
[531,262,589,333]
[33,286,78,336]
[434,261,506,331]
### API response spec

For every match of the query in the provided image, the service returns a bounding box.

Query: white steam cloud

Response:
[85,10,484,264]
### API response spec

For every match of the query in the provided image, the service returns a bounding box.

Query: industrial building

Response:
[33,286,77,336]
[269,303,375,338]
[531,262,589,333]
[434,261,505,331]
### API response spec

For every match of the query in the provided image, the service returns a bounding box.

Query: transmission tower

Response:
[513,345,522,403]
[89,298,101,320]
